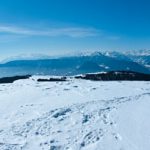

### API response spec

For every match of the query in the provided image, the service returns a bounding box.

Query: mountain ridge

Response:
[0,50,149,77]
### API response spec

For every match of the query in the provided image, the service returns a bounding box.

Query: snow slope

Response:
[0,77,150,150]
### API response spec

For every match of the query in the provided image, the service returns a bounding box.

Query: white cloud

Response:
[0,25,100,38]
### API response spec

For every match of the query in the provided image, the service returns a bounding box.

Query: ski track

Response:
[0,77,150,150]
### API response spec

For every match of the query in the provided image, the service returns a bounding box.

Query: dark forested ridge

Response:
[0,75,31,84]
[75,71,150,81]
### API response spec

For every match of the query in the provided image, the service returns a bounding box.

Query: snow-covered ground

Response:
[0,76,150,150]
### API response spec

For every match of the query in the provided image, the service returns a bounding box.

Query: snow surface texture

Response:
[0,76,150,150]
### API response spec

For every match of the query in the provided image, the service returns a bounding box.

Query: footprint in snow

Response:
[80,129,104,148]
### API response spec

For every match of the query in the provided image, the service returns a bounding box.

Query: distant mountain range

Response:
[102,50,150,69]
[0,50,149,77]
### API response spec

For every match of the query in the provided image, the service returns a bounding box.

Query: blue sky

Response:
[0,0,150,58]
